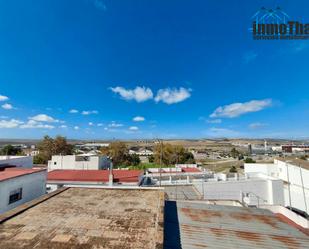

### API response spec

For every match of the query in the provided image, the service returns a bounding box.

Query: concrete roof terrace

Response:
[0,187,164,249]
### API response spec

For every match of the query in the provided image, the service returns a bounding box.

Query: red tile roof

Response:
[47,170,143,183]
[181,167,201,173]
[0,168,46,182]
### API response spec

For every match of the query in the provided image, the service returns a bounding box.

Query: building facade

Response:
[245,158,309,213]
[47,155,111,171]
[0,168,46,214]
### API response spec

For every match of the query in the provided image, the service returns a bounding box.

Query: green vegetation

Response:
[128,163,170,170]
[229,166,238,173]
[100,142,140,168]
[153,143,195,166]
[244,157,256,163]
[230,147,240,159]
[0,145,24,156]
[100,141,194,168]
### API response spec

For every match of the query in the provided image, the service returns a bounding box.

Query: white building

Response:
[47,155,111,171]
[245,158,309,213]
[0,156,33,169]
[0,168,46,214]
[194,177,285,207]
[129,148,153,156]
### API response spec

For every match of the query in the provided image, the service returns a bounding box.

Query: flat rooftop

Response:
[0,168,45,182]
[0,187,164,249]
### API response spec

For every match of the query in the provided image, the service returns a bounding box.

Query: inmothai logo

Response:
[251,7,309,40]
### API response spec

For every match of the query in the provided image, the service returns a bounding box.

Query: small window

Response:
[9,188,22,204]
[54,162,57,165]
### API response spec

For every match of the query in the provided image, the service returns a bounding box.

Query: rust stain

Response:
[194,243,207,248]
[209,228,225,237]
[254,215,278,229]
[230,212,278,229]
[236,231,262,242]
[181,208,222,222]
[270,235,300,249]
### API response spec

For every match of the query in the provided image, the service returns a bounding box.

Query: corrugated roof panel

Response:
[175,201,309,249]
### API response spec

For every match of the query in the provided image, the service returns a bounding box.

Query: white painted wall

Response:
[245,160,309,212]
[47,155,110,171]
[0,156,33,168]
[193,179,284,207]
[0,170,46,214]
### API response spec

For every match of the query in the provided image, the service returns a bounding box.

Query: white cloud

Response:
[20,120,55,129]
[108,121,123,128]
[69,109,79,114]
[206,119,222,124]
[110,86,153,102]
[0,119,23,128]
[129,126,139,131]
[0,115,8,119]
[249,122,267,129]
[82,110,98,115]
[155,87,191,104]
[133,116,145,122]
[74,126,79,130]
[0,95,9,101]
[59,125,68,128]
[88,122,94,126]
[210,99,272,118]
[2,103,13,110]
[97,123,103,127]
[29,114,59,122]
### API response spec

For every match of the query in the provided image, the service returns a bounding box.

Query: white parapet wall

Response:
[260,205,309,228]
[0,156,33,168]
[193,178,285,206]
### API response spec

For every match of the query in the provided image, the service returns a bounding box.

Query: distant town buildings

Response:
[47,155,111,171]
[0,168,46,214]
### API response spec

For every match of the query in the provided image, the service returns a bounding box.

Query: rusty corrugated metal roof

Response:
[172,201,309,249]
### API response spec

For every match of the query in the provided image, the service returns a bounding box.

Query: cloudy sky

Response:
[0,0,308,139]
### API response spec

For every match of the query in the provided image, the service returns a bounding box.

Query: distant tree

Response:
[37,136,73,164]
[300,155,307,160]
[0,145,22,156]
[230,148,240,159]
[100,142,130,167]
[244,157,256,163]
[154,143,196,166]
[148,154,155,163]
[33,154,47,164]
[127,154,141,166]
[229,166,238,173]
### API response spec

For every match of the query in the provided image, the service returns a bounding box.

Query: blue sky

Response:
[0,0,308,139]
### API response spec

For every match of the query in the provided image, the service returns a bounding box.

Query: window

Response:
[54,161,57,165]
[9,188,22,204]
